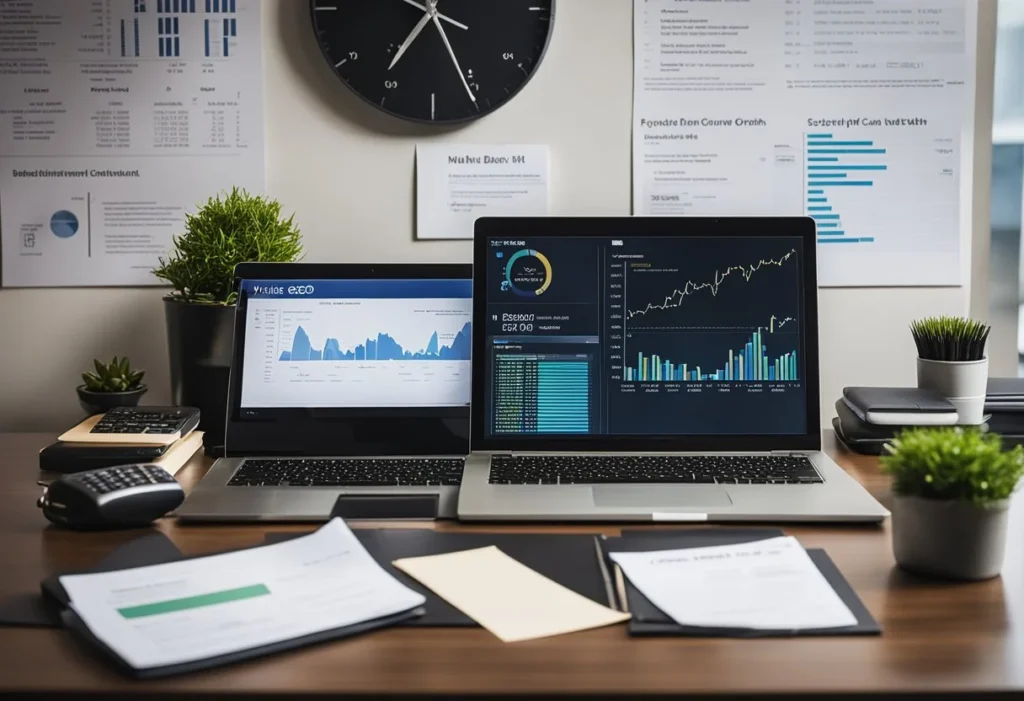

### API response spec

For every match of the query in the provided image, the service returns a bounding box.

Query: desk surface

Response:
[1,433,1022,697]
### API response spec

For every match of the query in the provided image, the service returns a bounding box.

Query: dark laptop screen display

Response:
[482,236,808,438]
[238,279,472,409]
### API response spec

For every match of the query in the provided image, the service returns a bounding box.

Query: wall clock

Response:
[310,0,555,124]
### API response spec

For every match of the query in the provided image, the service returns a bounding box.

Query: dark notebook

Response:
[265,529,611,626]
[602,529,881,638]
[842,387,955,418]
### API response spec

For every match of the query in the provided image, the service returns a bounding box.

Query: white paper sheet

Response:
[59,519,424,670]
[632,0,978,287]
[393,545,630,642]
[610,536,857,631]
[0,0,265,287]
[416,144,550,240]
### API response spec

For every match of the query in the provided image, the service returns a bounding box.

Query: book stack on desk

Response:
[983,378,1024,443]
[39,411,204,475]
[833,387,959,455]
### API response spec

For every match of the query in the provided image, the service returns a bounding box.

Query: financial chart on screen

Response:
[483,236,808,437]
[240,279,471,408]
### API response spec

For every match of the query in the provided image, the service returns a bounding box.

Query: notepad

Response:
[393,546,630,642]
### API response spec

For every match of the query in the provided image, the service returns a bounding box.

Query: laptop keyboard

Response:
[227,458,465,487]
[487,454,822,485]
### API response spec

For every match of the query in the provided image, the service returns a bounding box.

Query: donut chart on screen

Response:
[504,249,552,297]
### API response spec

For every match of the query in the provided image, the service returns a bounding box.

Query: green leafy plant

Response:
[881,427,1024,505]
[81,357,146,393]
[153,188,303,304]
[910,316,990,362]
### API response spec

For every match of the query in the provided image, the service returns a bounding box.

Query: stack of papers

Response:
[59,519,425,672]
[609,536,857,631]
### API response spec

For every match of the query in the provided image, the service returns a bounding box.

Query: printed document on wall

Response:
[0,0,265,287]
[632,0,978,287]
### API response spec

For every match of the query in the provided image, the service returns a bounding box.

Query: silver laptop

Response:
[457,217,888,523]
[176,262,472,522]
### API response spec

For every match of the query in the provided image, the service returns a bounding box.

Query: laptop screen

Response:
[480,234,809,438]
[238,278,472,410]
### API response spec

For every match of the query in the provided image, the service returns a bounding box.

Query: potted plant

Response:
[154,188,303,452]
[78,357,147,415]
[881,427,1024,580]
[911,316,991,425]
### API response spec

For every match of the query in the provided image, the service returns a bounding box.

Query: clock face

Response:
[310,0,555,124]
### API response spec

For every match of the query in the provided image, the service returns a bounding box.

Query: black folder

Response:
[265,529,612,626]
[602,529,881,637]
[59,604,421,679]
[41,531,424,678]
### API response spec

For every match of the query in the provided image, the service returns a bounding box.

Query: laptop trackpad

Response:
[593,485,732,509]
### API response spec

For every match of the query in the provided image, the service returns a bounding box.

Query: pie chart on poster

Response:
[50,210,79,238]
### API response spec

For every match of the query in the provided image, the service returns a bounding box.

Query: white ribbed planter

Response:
[916,357,988,425]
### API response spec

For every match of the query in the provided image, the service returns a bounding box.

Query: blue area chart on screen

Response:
[239,279,472,409]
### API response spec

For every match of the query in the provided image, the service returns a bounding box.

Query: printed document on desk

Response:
[610,536,857,631]
[0,0,265,287]
[58,519,425,671]
[632,0,978,287]
[416,144,549,240]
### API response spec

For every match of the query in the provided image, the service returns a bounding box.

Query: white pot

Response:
[916,357,989,425]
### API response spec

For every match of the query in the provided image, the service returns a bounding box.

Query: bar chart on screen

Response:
[615,241,802,393]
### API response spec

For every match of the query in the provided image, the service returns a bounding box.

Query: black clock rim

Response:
[308,0,557,125]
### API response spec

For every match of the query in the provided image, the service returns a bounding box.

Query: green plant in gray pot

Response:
[77,356,147,415]
[881,427,1024,580]
[153,188,303,452]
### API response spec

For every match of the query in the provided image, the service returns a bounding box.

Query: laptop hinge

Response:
[770,450,806,456]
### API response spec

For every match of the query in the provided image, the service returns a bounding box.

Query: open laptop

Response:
[457,217,888,523]
[176,263,472,522]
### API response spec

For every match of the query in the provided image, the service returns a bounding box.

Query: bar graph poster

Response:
[633,0,978,287]
[0,0,264,287]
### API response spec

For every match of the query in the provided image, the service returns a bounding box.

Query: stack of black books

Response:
[833,387,958,455]
[984,378,1024,440]
[835,380,1024,455]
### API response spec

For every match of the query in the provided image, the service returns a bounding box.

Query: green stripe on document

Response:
[117,583,270,619]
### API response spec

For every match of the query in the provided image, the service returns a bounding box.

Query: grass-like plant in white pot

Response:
[911,316,991,425]
[882,427,1024,580]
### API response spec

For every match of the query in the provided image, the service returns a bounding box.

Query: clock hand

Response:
[389,9,433,70]
[431,10,477,105]
[399,0,467,31]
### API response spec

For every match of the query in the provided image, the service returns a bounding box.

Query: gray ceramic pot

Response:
[891,495,1010,580]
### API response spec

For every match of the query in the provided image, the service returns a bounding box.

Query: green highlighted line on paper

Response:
[117,584,270,619]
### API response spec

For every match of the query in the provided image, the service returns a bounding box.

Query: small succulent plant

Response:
[81,357,146,393]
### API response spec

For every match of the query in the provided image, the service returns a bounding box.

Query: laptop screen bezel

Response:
[470,217,822,453]
[225,262,473,458]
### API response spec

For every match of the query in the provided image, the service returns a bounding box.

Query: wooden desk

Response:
[1,433,1022,698]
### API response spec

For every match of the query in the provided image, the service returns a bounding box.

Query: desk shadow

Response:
[39,525,169,576]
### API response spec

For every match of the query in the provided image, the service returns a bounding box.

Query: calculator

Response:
[58,406,201,446]
[37,464,185,530]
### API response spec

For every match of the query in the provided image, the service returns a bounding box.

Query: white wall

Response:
[0,0,999,432]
